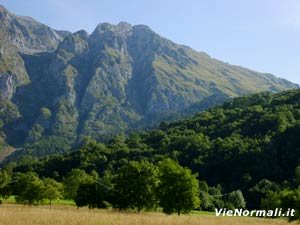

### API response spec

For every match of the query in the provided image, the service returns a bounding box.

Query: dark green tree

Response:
[280,189,300,221]
[42,178,63,206]
[157,159,200,215]
[199,191,213,211]
[13,172,45,205]
[62,169,94,199]
[226,190,246,209]
[208,185,224,209]
[0,170,11,201]
[248,179,280,209]
[74,182,97,209]
[261,191,281,210]
[74,182,108,209]
[293,166,300,187]
[113,160,159,211]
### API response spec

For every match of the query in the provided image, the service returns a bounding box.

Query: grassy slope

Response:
[153,46,297,97]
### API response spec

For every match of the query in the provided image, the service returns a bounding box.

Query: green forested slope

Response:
[8,89,300,209]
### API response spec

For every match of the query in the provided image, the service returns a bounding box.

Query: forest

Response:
[2,89,300,219]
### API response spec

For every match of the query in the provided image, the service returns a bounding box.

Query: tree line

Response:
[2,89,300,219]
[0,159,248,215]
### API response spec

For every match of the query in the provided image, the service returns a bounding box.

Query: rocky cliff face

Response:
[0,5,298,158]
[0,5,69,102]
[0,5,69,54]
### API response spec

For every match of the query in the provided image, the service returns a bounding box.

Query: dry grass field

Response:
[0,204,299,225]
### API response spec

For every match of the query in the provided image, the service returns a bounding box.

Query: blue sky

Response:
[1,0,299,84]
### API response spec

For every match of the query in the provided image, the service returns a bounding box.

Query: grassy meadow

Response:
[0,203,298,225]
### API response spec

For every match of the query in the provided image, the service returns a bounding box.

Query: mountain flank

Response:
[0,5,298,158]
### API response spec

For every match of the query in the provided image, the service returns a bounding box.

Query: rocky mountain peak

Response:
[58,31,89,55]
[0,6,298,159]
[0,4,8,14]
[74,30,89,40]
[92,22,132,37]
[0,4,11,20]
[0,6,70,53]
[117,21,132,31]
[133,24,151,31]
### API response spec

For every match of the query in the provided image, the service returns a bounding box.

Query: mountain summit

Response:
[0,5,298,158]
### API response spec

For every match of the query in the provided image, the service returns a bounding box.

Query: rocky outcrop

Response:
[0,5,298,158]
[0,5,69,53]
[0,5,70,101]
[0,74,14,99]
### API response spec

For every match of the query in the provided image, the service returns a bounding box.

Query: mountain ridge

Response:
[0,4,298,158]
[0,4,70,53]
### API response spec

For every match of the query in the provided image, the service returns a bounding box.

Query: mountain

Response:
[0,5,298,158]
[0,4,69,94]
[10,89,300,209]
[0,5,70,158]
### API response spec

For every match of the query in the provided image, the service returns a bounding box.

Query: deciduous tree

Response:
[42,177,63,206]
[157,159,200,215]
[113,160,159,211]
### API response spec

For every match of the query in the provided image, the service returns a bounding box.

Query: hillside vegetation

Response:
[0,5,298,158]
[1,89,300,216]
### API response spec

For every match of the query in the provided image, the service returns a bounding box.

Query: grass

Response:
[3,196,75,206]
[0,204,298,225]
[191,210,216,215]
[51,199,76,206]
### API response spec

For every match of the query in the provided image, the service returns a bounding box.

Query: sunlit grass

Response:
[0,204,298,225]
[2,196,75,206]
